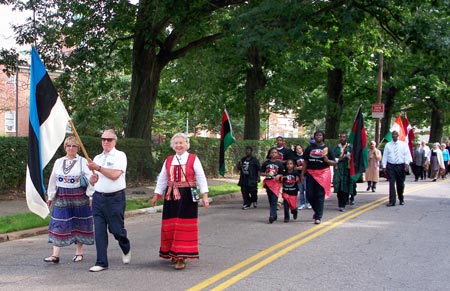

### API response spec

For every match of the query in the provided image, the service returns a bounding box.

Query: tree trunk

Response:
[126,48,162,139]
[244,46,266,140]
[325,68,343,139]
[381,65,397,140]
[429,99,444,142]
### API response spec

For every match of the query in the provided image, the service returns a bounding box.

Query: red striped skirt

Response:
[159,187,199,260]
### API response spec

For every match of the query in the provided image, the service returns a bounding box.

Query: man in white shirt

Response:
[382,130,413,206]
[87,129,130,272]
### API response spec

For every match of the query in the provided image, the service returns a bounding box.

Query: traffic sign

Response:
[372,103,384,118]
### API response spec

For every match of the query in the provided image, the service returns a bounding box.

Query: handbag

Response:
[79,158,89,188]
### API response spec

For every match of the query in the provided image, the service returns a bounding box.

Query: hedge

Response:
[0,135,338,192]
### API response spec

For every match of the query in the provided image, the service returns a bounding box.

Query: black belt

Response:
[387,162,404,166]
[95,190,124,197]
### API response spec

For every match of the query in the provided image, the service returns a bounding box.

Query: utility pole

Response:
[15,66,19,137]
[375,51,384,144]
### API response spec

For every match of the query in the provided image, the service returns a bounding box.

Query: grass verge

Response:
[0,183,240,234]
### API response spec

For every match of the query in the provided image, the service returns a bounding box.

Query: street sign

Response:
[372,103,384,118]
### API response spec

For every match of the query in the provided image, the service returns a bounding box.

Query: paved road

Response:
[1,177,449,291]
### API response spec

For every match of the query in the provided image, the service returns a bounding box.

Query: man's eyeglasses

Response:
[101,138,115,142]
[65,144,78,148]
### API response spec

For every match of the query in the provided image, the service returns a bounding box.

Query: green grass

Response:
[0,213,51,234]
[208,184,240,197]
[0,183,241,235]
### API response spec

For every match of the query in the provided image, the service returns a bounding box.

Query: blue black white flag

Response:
[26,47,70,218]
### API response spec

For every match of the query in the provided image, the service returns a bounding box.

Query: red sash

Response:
[307,167,332,199]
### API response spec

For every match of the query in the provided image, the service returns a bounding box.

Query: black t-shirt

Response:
[261,160,285,180]
[281,170,300,195]
[276,147,293,161]
[304,143,335,170]
[293,153,304,174]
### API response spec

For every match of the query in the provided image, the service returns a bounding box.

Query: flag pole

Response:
[68,120,92,163]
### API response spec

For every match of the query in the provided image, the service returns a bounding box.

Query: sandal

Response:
[174,259,186,270]
[171,258,177,264]
[44,256,60,264]
[72,254,83,262]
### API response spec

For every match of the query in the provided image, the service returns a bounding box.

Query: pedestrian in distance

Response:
[382,130,413,206]
[275,136,294,164]
[412,141,426,181]
[87,129,131,272]
[151,133,209,270]
[428,142,445,182]
[440,143,449,179]
[44,136,94,264]
[236,146,261,210]
[333,133,356,212]
[421,140,431,179]
[301,131,336,224]
[261,147,284,224]
[365,140,382,190]
[280,159,301,222]
[293,144,311,210]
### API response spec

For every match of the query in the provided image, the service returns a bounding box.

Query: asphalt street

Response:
[0,176,449,291]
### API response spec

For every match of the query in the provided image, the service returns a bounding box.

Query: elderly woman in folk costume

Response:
[151,133,209,270]
[44,136,94,263]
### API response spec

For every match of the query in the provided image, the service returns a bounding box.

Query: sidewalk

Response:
[0,177,239,217]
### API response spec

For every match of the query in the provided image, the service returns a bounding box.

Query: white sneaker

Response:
[122,251,131,264]
[298,204,305,210]
[89,265,106,272]
[306,203,312,209]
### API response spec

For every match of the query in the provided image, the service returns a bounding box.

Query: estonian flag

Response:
[26,47,70,218]
[348,106,368,182]
[219,109,235,176]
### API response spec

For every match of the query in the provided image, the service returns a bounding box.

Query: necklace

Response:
[63,159,77,174]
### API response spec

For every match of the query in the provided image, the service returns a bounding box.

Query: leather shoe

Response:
[400,201,405,205]
[89,265,106,272]
[386,203,395,207]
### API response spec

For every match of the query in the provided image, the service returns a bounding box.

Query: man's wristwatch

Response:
[98,166,102,172]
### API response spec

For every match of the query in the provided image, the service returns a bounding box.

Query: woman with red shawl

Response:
[301,131,337,224]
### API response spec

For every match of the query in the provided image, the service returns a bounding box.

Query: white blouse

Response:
[46,155,94,201]
[154,151,209,195]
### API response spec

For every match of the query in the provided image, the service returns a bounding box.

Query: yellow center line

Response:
[188,198,385,291]
[188,182,435,291]
[210,198,387,291]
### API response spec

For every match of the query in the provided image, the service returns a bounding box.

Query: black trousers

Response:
[337,191,349,208]
[241,185,258,206]
[386,163,406,205]
[305,173,325,220]
[413,164,424,180]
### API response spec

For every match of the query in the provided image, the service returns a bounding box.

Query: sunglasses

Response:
[65,144,79,148]
[101,138,115,142]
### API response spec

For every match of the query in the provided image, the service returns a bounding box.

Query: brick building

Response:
[0,65,30,137]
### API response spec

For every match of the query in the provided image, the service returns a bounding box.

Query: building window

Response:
[5,111,16,132]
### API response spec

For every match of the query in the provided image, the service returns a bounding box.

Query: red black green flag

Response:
[219,109,235,176]
[348,106,368,182]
